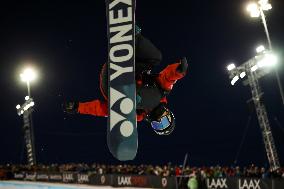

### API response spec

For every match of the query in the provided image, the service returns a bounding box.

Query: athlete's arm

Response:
[78,100,145,122]
[78,100,108,117]
[157,57,188,91]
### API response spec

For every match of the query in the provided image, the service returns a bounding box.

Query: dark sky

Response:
[0,0,284,167]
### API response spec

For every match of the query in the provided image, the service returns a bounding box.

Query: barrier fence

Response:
[8,172,284,188]
[177,176,284,189]
[205,178,284,189]
[13,172,177,188]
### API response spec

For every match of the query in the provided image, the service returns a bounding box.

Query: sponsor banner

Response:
[112,175,177,188]
[13,172,25,180]
[76,173,89,184]
[238,178,271,189]
[115,175,148,187]
[48,173,63,182]
[89,174,111,186]
[206,178,276,189]
[206,178,234,189]
[62,172,76,183]
[10,172,284,189]
[25,172,36,181]
[36,172,49,181]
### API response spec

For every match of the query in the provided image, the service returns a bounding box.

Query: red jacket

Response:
[78,62,186,121]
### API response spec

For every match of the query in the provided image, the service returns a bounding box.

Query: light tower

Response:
[246,0,284,105]
[16,67,37,166]
[227,47,280,170]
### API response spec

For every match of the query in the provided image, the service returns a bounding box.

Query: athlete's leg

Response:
[136,35,162,74]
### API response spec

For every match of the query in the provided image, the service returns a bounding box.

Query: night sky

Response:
[0,0,284,167]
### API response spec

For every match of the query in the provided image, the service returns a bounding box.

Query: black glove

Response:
[176,57,188,74]
[62,102,79,114]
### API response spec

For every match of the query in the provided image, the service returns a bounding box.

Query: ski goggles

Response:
[151,115,171,131]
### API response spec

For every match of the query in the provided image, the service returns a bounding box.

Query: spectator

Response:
[187,171,198,189]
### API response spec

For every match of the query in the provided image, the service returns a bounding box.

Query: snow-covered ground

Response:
[0,181,153,189]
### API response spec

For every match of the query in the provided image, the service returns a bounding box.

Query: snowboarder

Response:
[63,26,188,135]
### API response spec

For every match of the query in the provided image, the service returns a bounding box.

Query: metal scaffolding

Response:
[227,51,280,170]
[246,59,280,170]
[17,97,36,166]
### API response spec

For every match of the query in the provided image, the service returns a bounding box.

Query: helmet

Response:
[148,104,175,135]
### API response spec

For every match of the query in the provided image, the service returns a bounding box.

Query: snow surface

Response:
[0,181,153,189]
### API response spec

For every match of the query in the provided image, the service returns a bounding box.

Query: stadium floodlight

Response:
[240,72,246,78]
[251,65,259,72]
[20,67,38,97]
[20,68,37,83]
[25,96,30,101]
[246,1,284,106]
[16,104,21,109]
[24,106,29,111]
[246,1,272,18]
[247,2,260,17]
[227,63,236,71]
[256,45,265,53]
[257,53,278,67]
[259,0,272,11]
[231,76,240,85]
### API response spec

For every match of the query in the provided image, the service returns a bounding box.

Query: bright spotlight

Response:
[231,76,240,86]
[256,45,265,53]
[16,105,21,109]
[257,53,278,67]
[227,63,236,71]
[30,101,35,107]
[247,3,260,17]
[25,96,30,101]
[259,0,272,11]
[240,72,246,78]
[23,106,28,111]
[261,3,272,11]
[251,65,259,72]
[20,68,37,83]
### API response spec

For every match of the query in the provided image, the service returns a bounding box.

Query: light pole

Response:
[227,47,280,170]
[246,0,284,105]
[17,67,37,166]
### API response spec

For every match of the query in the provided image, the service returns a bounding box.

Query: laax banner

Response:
[11,172,284,189]
[89,174,111,186]
[12,172,177,188]
[206,178,276,189]
[49,173,63,182]
[62,172,76,183]
[112,175,177,188]
[206,178,230,189]
[36,173,49,181]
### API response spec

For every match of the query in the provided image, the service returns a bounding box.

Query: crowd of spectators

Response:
[0,163,283,179]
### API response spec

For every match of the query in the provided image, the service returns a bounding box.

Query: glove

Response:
[176,57,188,74]
[62,102,79,114]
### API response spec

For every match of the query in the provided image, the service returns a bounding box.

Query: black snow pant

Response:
[100,34,162,100]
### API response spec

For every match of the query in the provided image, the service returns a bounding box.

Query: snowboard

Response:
[105,0,137,161]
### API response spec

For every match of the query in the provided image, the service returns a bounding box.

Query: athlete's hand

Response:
[62,102,79,114]
[176,57,188,74]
